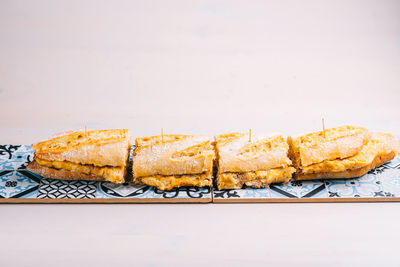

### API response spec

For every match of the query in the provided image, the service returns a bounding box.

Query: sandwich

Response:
[288,126,400,180]
[132,135,215,191]
[214,133,296,190]
[27,129,131,183]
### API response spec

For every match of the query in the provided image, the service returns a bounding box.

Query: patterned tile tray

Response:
[1,145,399,203]
[0,145,211,203]
[214,155,400,203]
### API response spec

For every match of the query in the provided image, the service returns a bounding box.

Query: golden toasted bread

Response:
[132,135,215,190]
[288,126,371,168]
[33,129,131,167]
[373,132,400,155]
[27,129,131,183]
[215,133,292,173]
[214,133,295,190]
[289,126,399,180]
[135,134,189,147]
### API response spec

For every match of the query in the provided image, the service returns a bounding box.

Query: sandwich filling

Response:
[215,133,296,190]
[135,171,213,191]
[34,157,126,184]
[217,167,296,189]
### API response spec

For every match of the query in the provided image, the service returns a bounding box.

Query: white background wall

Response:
[1,1,399,266]
[1,0,399,143]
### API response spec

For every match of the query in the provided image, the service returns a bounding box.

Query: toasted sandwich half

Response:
[215,133,296,190]
[288,126,400,180]
[132,135,215,191]
[27,129,131,183]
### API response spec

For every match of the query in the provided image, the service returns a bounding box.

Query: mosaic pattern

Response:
[0,145,33,170]
[0,145,212,202]
[96,182,211,199]
[213,187,269,199]
[214,180,328,200]
[214,158,400,201]
[97,182,151,198]
[0,170,40,198]
[270,179,328,198]
[37,179,98,199]
[0,144,400,202]
[325,173,383,198]
[374,157,400,197]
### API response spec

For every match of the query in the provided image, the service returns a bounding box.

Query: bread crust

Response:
[33,129,131,167]
[373,132,400,155]
[290,129,399,181]
[214,133,295,189]
[215,133,292,173]
[295,152,395,180]
[26,161,126,183]
[136,134,192,147]
[290,126,370,167]
[132,135,215,178]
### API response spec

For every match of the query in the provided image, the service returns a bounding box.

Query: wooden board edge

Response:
[0,197,212,204]
[212,197,400,203]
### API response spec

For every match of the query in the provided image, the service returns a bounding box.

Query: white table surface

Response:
[1,0,399,266]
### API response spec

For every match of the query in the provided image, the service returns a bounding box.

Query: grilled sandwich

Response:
[215,133,296,190]
[27,129,131,183]
[288,126,400,180]
[132,135,215,191]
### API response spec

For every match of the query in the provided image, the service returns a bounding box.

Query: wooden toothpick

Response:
[322,118,326,138]
[85,125,88,137]
[249,128,252,142]
[161,128,164,142]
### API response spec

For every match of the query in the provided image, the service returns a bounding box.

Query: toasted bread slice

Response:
[215,133,292,173]
[27,129,131,183]
[289,126,399,180]
[373,132,400,155]
[214,133,295,190]
[133,135,214,178]
[132,135,215,190]
[288,126,371,168]
[33,129,131,167]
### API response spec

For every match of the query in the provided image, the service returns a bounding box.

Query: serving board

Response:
[1,145,399,203]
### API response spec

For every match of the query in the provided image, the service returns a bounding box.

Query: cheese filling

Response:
[217,167,296,189]
[35,157,124,182]
[300,139,393,174]
[134,171,212,191]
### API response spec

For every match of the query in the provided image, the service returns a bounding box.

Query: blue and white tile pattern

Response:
[0,144,399,202]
